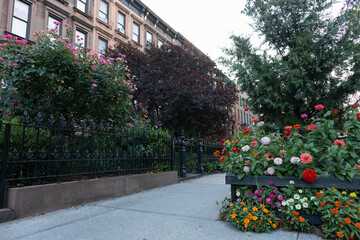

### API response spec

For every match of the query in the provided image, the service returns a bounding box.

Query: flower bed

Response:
[217,105,360,239]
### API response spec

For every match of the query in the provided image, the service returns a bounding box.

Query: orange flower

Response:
[344,218,352,224]
[219,156,225,162]
[299,217,305,222]
[268,220,272,224]
[294,216,297,221]
[337,232,345,238]
[244,160,251,165]
[253,216,258,221]
[293,124,301,129]
[270,213,274,217]
[331,208,339,214]
[143,115,148,118]
[345,205,349,208]
[213,151,220,157]
[240,202,245,205]
[243,218,250,224]
[334,202,341,208]
[285,126,292,129]
[231,213,237,219]
[294,211,299,216]
[251,117,258,122]
[320,202,325,207]
[235,121,240,125]
[272,224,277,228]
[316,192,322,197]
[355,222,360,229]
[233,140,239,144]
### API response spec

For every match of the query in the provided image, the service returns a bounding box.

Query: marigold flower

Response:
[270,213,274,217]
[252,216,258,221]
[213,151,220,157]
[350,192,357,197]
[315,104,324,110]
[252,207,258,212]
[300,153,312,164]
[231,213,237,219]
[272,224,277,228]
[331,208,339,214]
[293,124,301,129]
[307,124,318,131]
[219,156,225,162]
[344,218,351,224]
[263,208,268,213]
[337,232,345,238]
[299,217,305,222]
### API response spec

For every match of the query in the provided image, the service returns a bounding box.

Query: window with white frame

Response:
[117,12,125,34]
[11,0,31,38]
[48,15,62,35]
[75,29,87,47]
[77,0,87,13]
[158,39,163,48]
[132,22,140,43]
[99,0,108,23]
[98,37,107,54]
[146,31,152,49]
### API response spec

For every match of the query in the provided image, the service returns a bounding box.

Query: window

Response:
[77,0,87,13]
[158,39,163,48]
[76,29,87,47]
[117,12,125,34]
[99,0,108,23]
[146,31,152,49]
[48,15,62,35]
[98,38,107,54]
[132,22,139,43]
[11,0,31,38]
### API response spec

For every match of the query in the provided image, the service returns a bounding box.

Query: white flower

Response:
[289,198,294,203]
[300,199,304,203]
[290,157,300,164]
[274,158,283,165]
[310,197,315,201]
[243,166,250,173]
[241,145,250,152]
[257,121,264,127]
[236,190,241,197]
[289,206,294,210]
[294,194,300,200]
[267,167,275,175]
[302,197,308,201]
[303,202,309,208]
[314,201,319,206]
[286,200,290,206]
[261,137,271,145]
[298,189,303,193]
[239,155,243,160]
[295,204,302,210]
[289,180,295,185]
[282,201,287,206]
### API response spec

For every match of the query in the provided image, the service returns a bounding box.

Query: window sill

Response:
[131,39,142,47]
[73,7,93,19]
[96,18,112,29]
[56,0,69,5]
[115,30,128,39]
[3,31,34,44]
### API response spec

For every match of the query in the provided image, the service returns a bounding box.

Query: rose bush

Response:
[219,105,360,182]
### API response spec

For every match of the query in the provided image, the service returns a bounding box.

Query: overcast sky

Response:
[141,0,256,63]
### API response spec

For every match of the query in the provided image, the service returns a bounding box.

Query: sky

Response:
[141,0,256,63]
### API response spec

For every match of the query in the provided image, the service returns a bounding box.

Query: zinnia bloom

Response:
[250,140,258,147]
[290,157,300,164]
[344,218,351,224]
[233,140,239,144]
[267,167,275,175]
[332,109,339,115]
[257,121,264,127]
[243,166,250,173]
[232,147,239,153]
[251,117,258,122]
[301,113,308,118]
[244,107,249,112]
[331,208,339,214]
[243,127,251,134]
[293,124,300,129]
[299,217,305,222]
[316,192,322,197]
[302,169,317,182]
[261,137,271,145]
[284,129,291,137]
[241,145,250,152]
[213,151,220,157]
[300,153,312,164]
[357,113,360,120]
[274,158,283,165]
[307,124,318,131]
[352,103,358,109]
[219,156,225,162]
[334,139,345,147]
[92,83,97,87]
[315,104,324,110]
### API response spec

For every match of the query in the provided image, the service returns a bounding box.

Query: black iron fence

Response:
[0,113,222,208]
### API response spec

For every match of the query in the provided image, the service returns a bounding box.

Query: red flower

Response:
[232,147,239,153]
[219,156,225,162]
[243,128,251,134]
[219,140,225,147]
[302,169,317,182]
[332,109,339,115]
[352,103,358,109]
[284,129,291,137]
[315,104,324,110]
[357,113,360,120]
[244,107,249,112]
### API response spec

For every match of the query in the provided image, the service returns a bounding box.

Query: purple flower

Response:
[254,196,258,201]
[268,181,274,186]
[243,166,250,173]
[275,202,282,208]
[271,205,276,209]
[92,83,97,87]
[266,198,272,204]
[5,113,10,117]
[269,194,275,199]
[301,113,308,118]
[273,189,278,194]
[277,195,284,201]
[264,170,268,175]
[247,191,252,195]
[254,190,260,196]
[260,189,265,193]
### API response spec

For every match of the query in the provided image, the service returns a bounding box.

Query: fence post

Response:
[197,133,204,174]
[179,129,186,177]
[171,137,175,171]
[0,124,11,208]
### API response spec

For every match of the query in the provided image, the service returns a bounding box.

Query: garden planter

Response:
[274,211,323,225]
[225,174,360,203]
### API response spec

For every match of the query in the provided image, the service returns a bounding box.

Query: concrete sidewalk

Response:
[0,173,322,240]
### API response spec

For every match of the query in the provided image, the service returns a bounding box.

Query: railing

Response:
[0,112,222,208]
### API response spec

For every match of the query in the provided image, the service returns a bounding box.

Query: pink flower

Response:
[277,195,284,201]
[315,104,324,110]
[71,49,79,54]
[268,181,274,186]
[92,83,97,87]
[250,140,258,147]
[244,107,249,112]
[1,59,4,62]
[334,139,345,147]
[5,113,10,117]
[269,194,275,199]
[266,198,272,205]
[13,63,18,66]
[247,191,252,195]
[93,53,98,57]
[38,105,44,109]
[356,164,360,171]
[130,95,133,99]
[301,113,308,118]
[4,35,13,39]
[254,190,260,196]
[307,124,318,131]
[300,153,312,164]
[99,59,106,64]
[21,39,27,43]
[100,54,105,58]
[53,21,61,25]
[16,40,22,43]
[92,65,98,69]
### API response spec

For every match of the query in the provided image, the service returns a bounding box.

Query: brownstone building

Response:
[0,0,189,53]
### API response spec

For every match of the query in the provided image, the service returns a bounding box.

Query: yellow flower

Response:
[231,213,237,219]
[332,187,338,192]
[225,140,230,144]
[247,213,253,218]
[243,218,250,224]
[240,202,245,205]
[252,207,258,212]
[243,207,248,212]
[253,216,258,221]
[342,191,347,194]
[263,208,269,213]
[350,192,357,197]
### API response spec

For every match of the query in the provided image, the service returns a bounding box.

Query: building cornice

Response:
[72,16,94,30]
